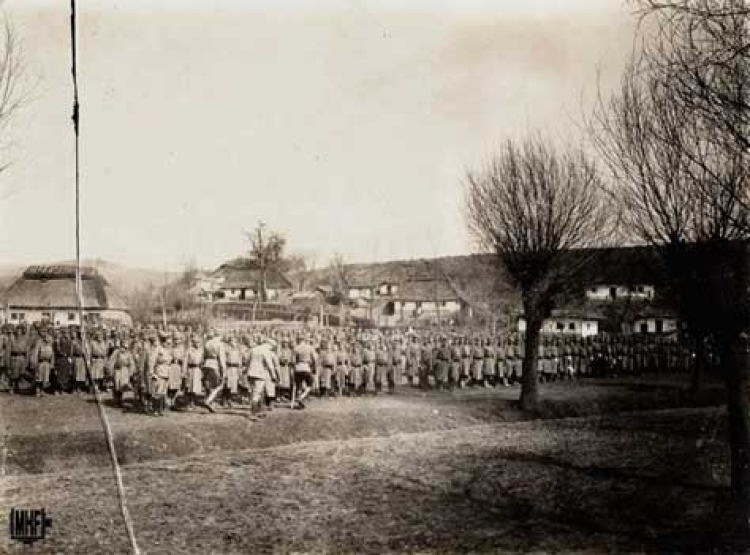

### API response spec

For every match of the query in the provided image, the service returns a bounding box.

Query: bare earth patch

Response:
[0,379,731,553]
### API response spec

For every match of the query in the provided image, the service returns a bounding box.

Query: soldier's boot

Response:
[252,401,266,418]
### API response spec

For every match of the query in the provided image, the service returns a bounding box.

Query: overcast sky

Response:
[0,0,636,271]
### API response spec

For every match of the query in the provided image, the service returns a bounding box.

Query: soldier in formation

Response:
[0,322,706,420]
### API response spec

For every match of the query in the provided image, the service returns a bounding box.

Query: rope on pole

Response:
[70,2,140,553]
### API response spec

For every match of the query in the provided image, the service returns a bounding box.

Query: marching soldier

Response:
[223,335,242,407]
[202,329,226,413]
[293,335,317,409]
[277,338,294,401]
[245,336,275,417]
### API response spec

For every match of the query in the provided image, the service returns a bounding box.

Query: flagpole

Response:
[70,3,140,553]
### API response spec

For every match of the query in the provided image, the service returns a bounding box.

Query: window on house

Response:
[556,322,564,331]
[569,322,575,330]
[10,313,17,320]
[640,323,648,333]
[636,285,645,293]
[441,301,447,307]
[18,313,25,321]
[656,320,664,333]
[68,313,75,321]
[609,287,617,300]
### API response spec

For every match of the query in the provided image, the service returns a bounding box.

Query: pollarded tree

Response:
[465,135,616,411]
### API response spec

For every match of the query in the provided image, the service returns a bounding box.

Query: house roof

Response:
[549,307,606,321]
[5,265,129,311]
[23,265,100,280]
[634,305,678,320]
[213,260,293,290]
[394,278,460,302]
[573,246,665,286]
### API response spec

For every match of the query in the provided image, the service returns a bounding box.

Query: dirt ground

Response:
[0,378,734,554]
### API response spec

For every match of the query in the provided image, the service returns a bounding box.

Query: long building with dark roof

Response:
[3,265,132,326]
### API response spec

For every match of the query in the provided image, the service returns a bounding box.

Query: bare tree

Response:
[589,50,749,393]
[281,252,311,291]
[640,0,750,154]
[593,2,750,543]
[328,253,351,325]
[0,19,29,198]
[245,221,286,303]
[465,135,615,411]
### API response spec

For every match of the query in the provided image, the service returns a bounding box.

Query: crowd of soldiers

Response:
[0,322,700,416]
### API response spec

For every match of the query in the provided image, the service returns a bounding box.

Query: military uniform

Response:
[319,342,335,396]
[406,339,420,386]
[148,339,172,416]
[202,332,227,411]
[471,340,484,383]
[375,343,392,393]
[334,343,349,396]
[89,335,108,386]
[32,333,55,395]
[349,345,364,394]
[108,343,136,406]
[8,330,29,393]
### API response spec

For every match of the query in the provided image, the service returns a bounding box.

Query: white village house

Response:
[3,265,132,326]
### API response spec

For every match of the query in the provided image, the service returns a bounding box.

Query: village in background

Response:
[0,222,676,337]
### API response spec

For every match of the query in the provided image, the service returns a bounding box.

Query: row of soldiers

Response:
[0,323,701,414]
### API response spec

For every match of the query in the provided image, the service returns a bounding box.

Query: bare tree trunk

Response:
[722,338,750,548]
[520,316,542,411]
[688,336,707,397]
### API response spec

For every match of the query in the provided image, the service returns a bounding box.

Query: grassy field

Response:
[0,378,734,554]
